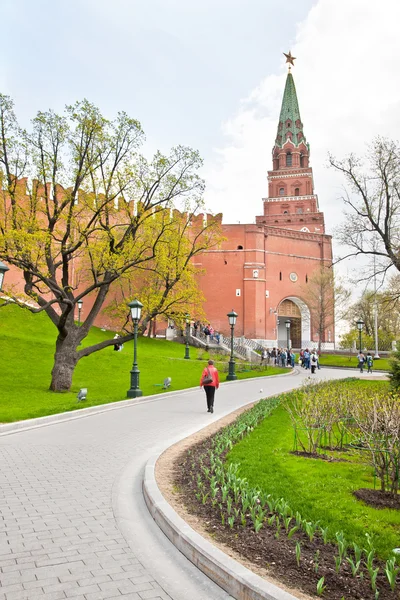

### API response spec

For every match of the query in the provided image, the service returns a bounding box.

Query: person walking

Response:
[357,351,365,373]
[260,348,268,366]
[366,352,373,373]
[200,360,220,414]
[310,350,318,374]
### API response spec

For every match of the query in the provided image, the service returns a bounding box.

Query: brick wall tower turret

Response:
[256,70,325,235]
[197,56,334,348]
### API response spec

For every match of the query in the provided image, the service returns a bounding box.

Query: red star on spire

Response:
[283,51,296,67]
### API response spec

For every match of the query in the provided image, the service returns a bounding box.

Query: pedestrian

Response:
[200,360,219,414]
[260,348,268,365]
[290,350,295,368]
[357,351,365,373]
[303,348,310,369]
[366,352,373,373]
[193,321,198,337]
[310,350,318,374]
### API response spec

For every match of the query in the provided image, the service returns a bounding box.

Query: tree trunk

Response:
[50,333,79,392]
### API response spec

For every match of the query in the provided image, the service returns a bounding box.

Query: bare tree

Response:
[330,137,400,285]
[301,267,350,353]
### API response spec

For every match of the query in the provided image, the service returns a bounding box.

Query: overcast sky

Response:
[1,0,399,278]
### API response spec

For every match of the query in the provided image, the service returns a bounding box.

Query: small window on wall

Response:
[237,245,243,250]
[279,271,282,281]
[279,187,285,196]
[286,153,292,166]
[306,274,308,283]
[295,187,300,196]
[283,210,288,214]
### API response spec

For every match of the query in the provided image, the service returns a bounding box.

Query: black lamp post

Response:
[0,261,9,292]
[77,299,83,326]
[227,309,238,381]
[285,319,291,349]
[127,299,143,398]
[184,314,190,359]
[356,318,364,353]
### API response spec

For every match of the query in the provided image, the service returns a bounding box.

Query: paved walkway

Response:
[0,368,384,600]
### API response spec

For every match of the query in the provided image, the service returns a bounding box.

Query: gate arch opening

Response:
[276,297,311,348]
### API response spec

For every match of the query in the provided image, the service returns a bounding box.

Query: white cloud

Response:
[203,0,400,253]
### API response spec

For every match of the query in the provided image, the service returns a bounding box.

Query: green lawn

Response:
[0,304,287,422]
[226,380,400,559]
[319,353,391,370]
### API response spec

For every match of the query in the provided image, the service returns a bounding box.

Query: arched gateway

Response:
[277,298,311,349]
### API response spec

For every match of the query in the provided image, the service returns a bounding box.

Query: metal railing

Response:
[193,330,248,358]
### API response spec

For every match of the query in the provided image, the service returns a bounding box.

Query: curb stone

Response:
[143,455,300,600]
[0,370,295,437]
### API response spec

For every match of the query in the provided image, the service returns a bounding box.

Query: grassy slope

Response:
[227,382,400,559]
[0,305,286,422]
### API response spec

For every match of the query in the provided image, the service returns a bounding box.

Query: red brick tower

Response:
[256,68,325,236]
[197,61,334,348]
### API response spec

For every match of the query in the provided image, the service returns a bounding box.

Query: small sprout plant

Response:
[316,576,326,596]
[295,541,301,567]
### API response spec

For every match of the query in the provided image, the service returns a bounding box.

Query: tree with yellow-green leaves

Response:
[104,208,223,334]
[0,94,222,392]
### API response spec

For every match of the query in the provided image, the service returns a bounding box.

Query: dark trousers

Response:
[204,385,216,410]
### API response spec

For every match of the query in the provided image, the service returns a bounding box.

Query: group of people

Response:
[193,322,221,344]
[260,347,296,368]
[357,351,374,373]
[299,348,320,373]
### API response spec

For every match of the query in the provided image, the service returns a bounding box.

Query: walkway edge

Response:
[0,370,296,437]
[143,454,300,600]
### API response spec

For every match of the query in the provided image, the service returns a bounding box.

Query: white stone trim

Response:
[268,173,313,179]
[263,195,317,202]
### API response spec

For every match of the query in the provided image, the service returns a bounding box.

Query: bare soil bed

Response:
[156,405,398,600]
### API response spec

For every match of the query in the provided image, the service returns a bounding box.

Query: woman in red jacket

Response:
[200,359,220,413]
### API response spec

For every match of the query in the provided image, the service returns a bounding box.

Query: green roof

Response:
[274,72,308,149]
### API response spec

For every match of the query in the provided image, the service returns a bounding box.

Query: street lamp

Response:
[127,299,143,398]
[285,319,291,349]
[356,318,364,354]
[184,314,190,360]
[77,299,83,326]
[227,309,238,381]
[0,261,9,292]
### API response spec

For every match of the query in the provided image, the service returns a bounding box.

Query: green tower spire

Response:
[274,72,308,149]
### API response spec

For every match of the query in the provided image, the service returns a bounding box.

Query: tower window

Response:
[279,271,282,281]
[279,187,285,196]
[237,245,243,250]
[286,153,292,167]
[283,210,288,214]
[306,274,308,283]
[295,187,300,196]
